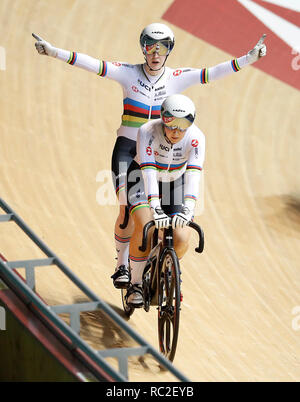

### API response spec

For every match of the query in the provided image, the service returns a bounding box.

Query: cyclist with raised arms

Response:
[125,94,203,306]
[32,23,266,289]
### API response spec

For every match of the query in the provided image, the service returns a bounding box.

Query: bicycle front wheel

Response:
[157,249,181,362]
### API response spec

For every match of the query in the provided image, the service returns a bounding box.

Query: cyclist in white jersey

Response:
[125,94,203,306]
[32,23,266,288]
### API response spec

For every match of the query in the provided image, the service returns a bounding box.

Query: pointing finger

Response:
[257,34,267,46]
[32,33,43,41]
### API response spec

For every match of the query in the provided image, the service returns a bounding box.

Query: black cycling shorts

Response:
[111,136,136,199]
[126,160,184,216]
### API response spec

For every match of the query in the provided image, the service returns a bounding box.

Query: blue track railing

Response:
[0,197,190,382]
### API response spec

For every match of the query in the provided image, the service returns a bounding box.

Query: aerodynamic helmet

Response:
[161,94,196,131]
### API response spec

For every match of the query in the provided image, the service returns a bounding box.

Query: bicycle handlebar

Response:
[138,220,204,253]
[139,221,155,252]
[119,206,129,229]
[187,221,204,253]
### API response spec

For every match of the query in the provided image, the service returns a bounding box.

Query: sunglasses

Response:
[162,114,194,131]
[144,40,171,56]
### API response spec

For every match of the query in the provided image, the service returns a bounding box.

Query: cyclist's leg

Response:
[111,136,136,288]
[161,176,191,259]
[126,160,153,306]
[172,227,191,258]
[129,207,153,284]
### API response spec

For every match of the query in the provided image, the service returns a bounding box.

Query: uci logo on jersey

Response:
[138,79,151,92]
[160,144,170,152]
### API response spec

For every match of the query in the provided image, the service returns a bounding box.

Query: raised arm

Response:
[170,34,267,92]
[32,33,104,74]
[200,34,267,83]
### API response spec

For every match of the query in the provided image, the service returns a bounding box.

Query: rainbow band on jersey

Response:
[97,61,107,77]
[129,201,149,215]
[67,52,77,65]
[184,194,197,202]
[186,164,202,172]
[148,194,160,203]
[122,98,161,128]
[140,162,157,170]
[200,68,209,84]
[231,59,241,72]
[116,183,125,196]
[140,161,187,172]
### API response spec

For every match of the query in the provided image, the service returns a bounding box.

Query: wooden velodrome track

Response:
[1,0,300,381]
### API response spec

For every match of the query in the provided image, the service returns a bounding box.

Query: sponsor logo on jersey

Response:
[155,91,167,99]
[191,139,199,147]
[154,96,166,102]
[132,85,139,93]
[146,146,152,155]
[112,62,121,66]
[173,69,182,76]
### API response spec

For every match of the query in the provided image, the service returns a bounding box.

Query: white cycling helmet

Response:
[140,23,175,55]
[161,94,196,131]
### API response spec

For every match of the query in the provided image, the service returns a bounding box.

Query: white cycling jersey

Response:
[54,48,249,141]
[135,119,205,212]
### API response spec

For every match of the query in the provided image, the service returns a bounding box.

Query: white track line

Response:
[238,0,300,52]
[262,0,300,12]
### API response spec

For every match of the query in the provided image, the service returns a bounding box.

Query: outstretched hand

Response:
[247,34,267,64]
[32,33,57,57]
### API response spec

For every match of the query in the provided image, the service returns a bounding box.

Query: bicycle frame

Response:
[140,221,204,309]
[122,219,204,360]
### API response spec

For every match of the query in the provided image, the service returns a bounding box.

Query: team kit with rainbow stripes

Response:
[54,48,247,205]
[64,53,244,141]
[32,22,266,308]
[126,119,205,216]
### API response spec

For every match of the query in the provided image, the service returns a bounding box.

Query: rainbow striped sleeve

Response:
[231,59,241,72]
[200,68,209,84]
[186,164,202,172]
[67,52,77,65]
[148,194,159,203]
[97,61,107,77]
[140,162,157,170]
[184,194,197,203]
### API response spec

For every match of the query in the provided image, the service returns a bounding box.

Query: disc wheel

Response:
[157,249,181,362]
